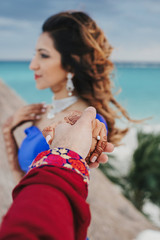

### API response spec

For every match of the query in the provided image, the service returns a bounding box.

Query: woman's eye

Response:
[41,53,49,58]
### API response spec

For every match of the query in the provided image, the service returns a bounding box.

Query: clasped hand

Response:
[42,107,114,168]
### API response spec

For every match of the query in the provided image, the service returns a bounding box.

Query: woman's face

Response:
[29,32,67,91]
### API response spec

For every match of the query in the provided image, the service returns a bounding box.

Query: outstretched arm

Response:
[0,107,114,240]
[2,103,47,182]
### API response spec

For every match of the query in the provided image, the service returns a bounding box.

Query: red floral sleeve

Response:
[29,148,90,184]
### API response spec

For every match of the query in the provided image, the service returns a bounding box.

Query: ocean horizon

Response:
[0,60,160,125]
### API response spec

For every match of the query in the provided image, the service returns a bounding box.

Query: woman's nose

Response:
[29,56,39,70]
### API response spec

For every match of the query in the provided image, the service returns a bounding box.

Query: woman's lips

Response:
[34,74,41,80]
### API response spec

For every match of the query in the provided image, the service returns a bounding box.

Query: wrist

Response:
[29,148,90,184]
[3,116,16,132]
[2,123,13,134]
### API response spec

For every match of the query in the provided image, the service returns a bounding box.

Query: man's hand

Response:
[42,107,114,167]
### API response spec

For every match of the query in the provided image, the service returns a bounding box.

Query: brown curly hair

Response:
[42,11,136,145]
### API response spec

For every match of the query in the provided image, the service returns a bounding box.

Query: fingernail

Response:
[85,106,95,111]
[91,156,97,163]
[36,115,41,119]
[41,102,47,107]
[46,135,52,144]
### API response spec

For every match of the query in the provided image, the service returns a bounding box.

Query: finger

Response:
[22,113,42,120]
[21,111,44,119]
[89,153,108,168]
[85,120,106,163]
[19,115,41,122]
[26,103,47,109]
[97,153,108,163]
[42,124,56,145]
[18,108,46,120]
[90,140,107,163]
[89,161,99,169]
[31,108,47,114]
[75,106,96,127]
[104,142,114,153]
[89,119,102,153]
[24,104,47,113]
[90,123,107,163]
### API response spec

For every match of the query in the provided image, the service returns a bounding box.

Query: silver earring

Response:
[66,72,74,96]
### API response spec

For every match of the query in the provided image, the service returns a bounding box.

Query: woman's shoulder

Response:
[24,125,41,135]
[18,125,49,172]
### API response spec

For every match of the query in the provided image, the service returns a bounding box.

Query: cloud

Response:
[0,17,32,30]
[111,44,160,62]
[0,0,159,61]
[0,0,81,21]
[0,0,52,21]
[0,16,41,60]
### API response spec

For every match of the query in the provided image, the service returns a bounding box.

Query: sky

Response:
[0,0,160,62]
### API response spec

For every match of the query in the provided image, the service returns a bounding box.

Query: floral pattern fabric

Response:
[29,148,90,184]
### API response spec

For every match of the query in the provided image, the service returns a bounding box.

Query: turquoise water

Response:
[0,61,52,104]
[0,61,160,124]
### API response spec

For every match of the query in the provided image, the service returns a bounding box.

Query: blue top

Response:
[18,113,108,172]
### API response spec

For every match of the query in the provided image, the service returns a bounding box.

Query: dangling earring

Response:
[66,72,74,96]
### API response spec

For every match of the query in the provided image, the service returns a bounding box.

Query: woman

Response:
[2,11,132,182]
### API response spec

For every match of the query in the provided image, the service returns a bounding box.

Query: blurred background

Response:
[0,0,160,231]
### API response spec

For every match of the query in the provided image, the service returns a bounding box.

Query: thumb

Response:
[42,123,57,145]
[75,106,96,127]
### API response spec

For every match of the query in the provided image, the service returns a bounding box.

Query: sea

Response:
[0,61,160,124]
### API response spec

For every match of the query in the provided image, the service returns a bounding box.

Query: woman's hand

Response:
[88,141,114,168]
[42,107,114,167]
[5,103,47,131]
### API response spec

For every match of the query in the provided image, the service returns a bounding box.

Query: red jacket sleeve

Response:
[0,150,91,240]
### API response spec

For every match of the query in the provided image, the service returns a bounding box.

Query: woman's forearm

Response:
[2,116,25,182]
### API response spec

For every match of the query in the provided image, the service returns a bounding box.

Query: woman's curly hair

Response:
[42,11,137,145]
